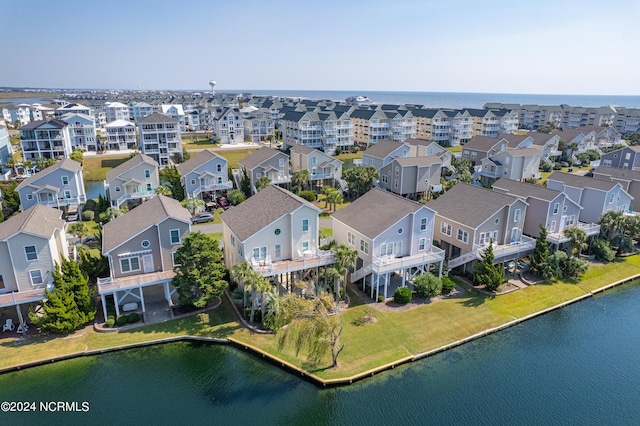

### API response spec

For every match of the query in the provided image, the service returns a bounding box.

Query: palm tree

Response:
[243,269,269,323]
[324,266,343,303]
[67,222,89,240]
[321,185,333,209]
[181,195,204,215]
[255,176,271,192]
[155,185,172,196]
[104,206,125,222]
[5,158,15,175]
[326,188,343,212]
[24,159,33,173]
[332,243,358,302]
[599,211,622,241]
[292,169,311,191]
[564,227,588,257]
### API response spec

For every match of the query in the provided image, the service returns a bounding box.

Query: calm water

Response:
[1,283,640,425]
[84,181,105,200]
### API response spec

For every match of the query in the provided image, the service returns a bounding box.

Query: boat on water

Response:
[345,95,374,106]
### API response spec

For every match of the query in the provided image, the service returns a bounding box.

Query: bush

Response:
[393,287,412,304]
[262,314,277,331]
[105,318,115,327]
[377,295,385,303]
[413,273,441,299]
[127,312,140,324]
[115,315,128,327]
[591,238,615,262]
[540,163,553,172]
[298,190,317,202]
[244,307,262,323]
[441,277,455,294]
[82,210,95,221]
[334,147,342,155]
[84,199,97,212]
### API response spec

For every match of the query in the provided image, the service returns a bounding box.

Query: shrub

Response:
[413,273,441,299]
[553,164,562,170]
[334,147,342,155]
[377,295,385,303]
[127,312,140,323]
[115,315,128,327]
[441,277,455,294]
[393,287,412,304]
[82,210,95,221]
[105,318,115,327]
[262,314,277,331]
[244,307,262,323]
[84,199,97,212]
[591,238,615,262]
[298,190,317,202]
[540,163,553,172]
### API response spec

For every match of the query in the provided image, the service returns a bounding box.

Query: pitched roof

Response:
[394,155,442,167]
[547,171,618,191]
[219,185,318,241]
[20,119,68,130]
[528,132,559,146]
[238,147,283,170]
[16,159,82,190]
[505,147,541,157]
[592,166,640,181]
[0,204,64,240]
[105,153,158,182]
[427,183,521,228]
[463,135,504,152]
[102,195,191,253]
[176,149,225,175]
[493,178,562,202]
[105,119,134,128]
[289,144,316,155]
[362,140,406,159]
[137,112,178,124]
[332,188,427,239]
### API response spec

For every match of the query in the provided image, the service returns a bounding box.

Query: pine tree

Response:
[240,167,252,197]
[473,239,504,291]
[530,225,550,277]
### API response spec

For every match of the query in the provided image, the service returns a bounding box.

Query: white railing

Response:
[0,288,47,308]
[351,247,445,281]
[116,189,156,207]
[97,271,175,294]
[310,172,335,180]
[251,250,335,276]
[198,181,234,192]
[448,237,536,269]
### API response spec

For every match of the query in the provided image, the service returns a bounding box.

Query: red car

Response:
[217,197,229,209]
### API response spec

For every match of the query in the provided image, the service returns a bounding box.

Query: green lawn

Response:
[183,138,218,150]
[334,152,362,162]
[315,194,351,214]
[83,155,131,181]
[446,146,462,153]
[213,148,259,170]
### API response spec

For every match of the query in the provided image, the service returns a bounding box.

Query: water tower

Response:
[209,80,216,96]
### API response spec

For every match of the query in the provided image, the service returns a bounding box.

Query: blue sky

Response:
[1,0,639,95]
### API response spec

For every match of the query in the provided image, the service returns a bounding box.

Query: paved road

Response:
[193,217,334,235]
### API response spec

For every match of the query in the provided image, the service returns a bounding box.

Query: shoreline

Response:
[1,272,638,386]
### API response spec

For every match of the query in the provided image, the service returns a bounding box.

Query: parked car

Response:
[560,161,570,167]
[191,213,214,224]
[82,235,100,248]
[217,197,229,209]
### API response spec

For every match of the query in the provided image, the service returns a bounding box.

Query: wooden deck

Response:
[0,288,47,308]
[97,271,175,294]
[252,252,335,277]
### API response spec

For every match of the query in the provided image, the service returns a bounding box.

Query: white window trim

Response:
[418,238,426,251]
[514,208,521,223]
[29,269,43,286]
[172,251,180,267]
[347,232,355,246]
[302,219,309,232]
[24,245,38,262]
[120,257,141,273]
[61,176,69,185]
[456,229,469,244]
[169,229,181,245]
[420,217,427,231]
[360,239,369,255]
[441,222,452,237]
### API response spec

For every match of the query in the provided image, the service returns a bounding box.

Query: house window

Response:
[565,215,576,226]
[29,270,43,285]
[395,166,399,176]
[514,208,521,222]
[217,164,222,172]
[347,232,355,246]
[120,257,140,273]
[27,194,33,200]
[25,245,38,261]
[456,229,469,244]
[302,219,309,232]
[471,152,477,159]
[397,227,403,234]
[141,240,150,248]
[0,275,4,291]
[553,203,559,214]
[380,242,393,256]
[61,176,69,185]
[312,157,317,165]
[608,192,615,204]
[279,158,285,167]
[64,190,71,199]
[172,252,180,266]
[625,153,631,160]
[252,246,267,260]
[311,167,317,175]
[394,180,399,189]
[441,222,452,236]
[191,179,196,185]
[381,175,388,183]
[420,217,427,231]
[360,239,369,255]
[275,244,281,258]
[231,235,235,246]
[494,218,500,225]
[115,186,121,192]
[418,238,426,251]
[549,220,556,232]
[144,169,151,178]
[302,241,309,251]
[170,229,181,245]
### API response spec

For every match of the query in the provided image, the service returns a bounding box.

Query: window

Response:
[27,194,33,200]
[456,229,469,244]
[381,175,388,183]
[302,241,309,251]
[380,242,393,256]
[302,219,309,232]
[252,246,267,260]
[191,179,196,185]
[279,158,285,167]
[144,169,151,178]
[25,245,37,261]
[394,179,399,189]
[64,190,71,199]
[479,231,498,246]
[565,215,575,226]
[625,153,631,160]
[115,186,121,192]
[553,203,559,214]
[0,275,4,291]
[172,252,180,266]
[275,244,281,258]
[217,164,222,172]
[29,270,43,285]
[471,152,477,159]
[494,218,500,225]
[397,227,403,234]
[311,157,317,165]
[311,167,317,175]
[418,238,426,251]
[420,218,427,231]
[441,222,452,236]
[347,232,355,246]
[61,176,69,185]
[120,257,140,273]
[395,166,399,176]
[514,208,521,223]
[170,229,181,245]
[608,192,615,204]
[360,239,369,255]
[231,235,235,246]
[141,240,150,248]
[549,220,556,232]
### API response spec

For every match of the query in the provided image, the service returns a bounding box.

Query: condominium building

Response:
[613,108,640,134]
[105,120,137,151]
[105,102,130,122]
[212,107,244,145]
[20,119,73,160]
[281,110,353,154]
[60,113,97,151]
[137,112,182,166]
[130,102,157,122]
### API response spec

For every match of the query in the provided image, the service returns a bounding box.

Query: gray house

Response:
[104,153,160,207]
[290,144,344,191]
[0,205,68,332]
[600,146,640,170]
[378,156,443,200]
[237,147,290,194]
[492,178,599,247]
[360,139,411,170]
[99,195,192,320]
[16,158,86,212]
[427,183,535,271]
[403,138,454,169]
[176,149,232,198]
[332,188,445,300]
[592,166,640,212]
[546,171,633,223]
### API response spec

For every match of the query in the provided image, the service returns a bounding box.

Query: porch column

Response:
[15,304,25,329]
[114,293,121,318]
[384,272,390,299]
[370,272,374,299]
[164,282,171,306]
[139,287,146,313]
[375,273,380,301]
[439,260,443,278]
[101,294,108,323]
[402,268,406,288]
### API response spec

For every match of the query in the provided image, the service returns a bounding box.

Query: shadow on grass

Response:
[101,158,130,168]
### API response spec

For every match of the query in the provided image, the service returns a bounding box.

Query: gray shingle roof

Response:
[394,155,442,167]
[0,204,64,240]
[593,166,640,181]
[238,147,283,171]
[547,171,618,191]
[463,135,504,152]
[219,185,318,241]
[427,183,520,229]
[362,140,406,159]
[102,195,191,254]
[493,178,561,202]
[105,154,158,182]
[137,112,178,124]
[20,119,68,130]
[176,149,225,176]
[289,144,316,155]
[332,188,427,239]
[16,158,81,190]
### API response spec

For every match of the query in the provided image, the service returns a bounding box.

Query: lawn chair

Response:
[2,319,15,331]
[17,323,28,334]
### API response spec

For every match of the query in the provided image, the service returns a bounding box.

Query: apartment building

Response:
[137,112,183,166]
[20,119,73,160]
[105,102,130,122]
[105,119,137,151]
[60,113,97,151]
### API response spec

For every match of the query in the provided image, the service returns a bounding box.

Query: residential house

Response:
[60,113,97,151]
[0,125,11,166]
[600,146,640,170]
[0,205,68,331]
[290,144,344,191]
[53,103,93,119]
[105,102,130,122]
[212,107,244,145]
[479,146,542,185]
[332,188,445,300]
[160,104,186,132]
[378,156,442,200]
[176,149,232,198]
[16,159,86,211]
[104,153,159,208]
[579,126,621,149]
[31,104,58,121]
[427,183,535,271]
[592,166,640,213]
[137,112,182,166]
[99,195,192,320]
[546,171,633,223]
[130,102,157,122]
[243,116,275,144]
[528,132,562,163]
[404,138,454,169]
[20,119,73,160]
[360,139,411,170]
[2,104,31,126]
[462,134,528,165]
[105,119,137,151]
[551,130,597,155]
[237,147,290,194]
[492,178,599,246]
[220,185,333,283]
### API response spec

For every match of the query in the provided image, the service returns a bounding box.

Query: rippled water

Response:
[1,283,640,425]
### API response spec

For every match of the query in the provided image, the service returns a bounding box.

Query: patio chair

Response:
[2,318,15,332]
[17,323,28,334]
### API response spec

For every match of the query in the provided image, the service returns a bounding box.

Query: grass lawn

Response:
[213,148,259,170]
[315,193,350,213]
[538,165,593,185]
[207,231,223,241]
[446,146,462,153]
[334,152,362,162]
[183,138,218,150]
[320,227,333,238]
[83,155,131,181]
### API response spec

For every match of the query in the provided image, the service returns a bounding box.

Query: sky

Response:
[1,0,639,95]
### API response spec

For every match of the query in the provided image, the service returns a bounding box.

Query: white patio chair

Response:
[2,319,15,332]
[17,323,28,334]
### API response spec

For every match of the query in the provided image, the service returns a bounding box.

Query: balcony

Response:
[448,237,536,269]
[115,189,156,207]
[480,167,502,178]
[351,247,445,283]
[197,180,234,192]
[97,270,175,294]
[546,222,601,245]
[251,250,335,277]
[310,172,335,180]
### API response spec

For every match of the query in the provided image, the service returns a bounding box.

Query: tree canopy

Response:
[473,240,504,291]
[159,166,185,201]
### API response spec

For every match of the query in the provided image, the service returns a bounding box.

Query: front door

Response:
[142,254,154,273]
